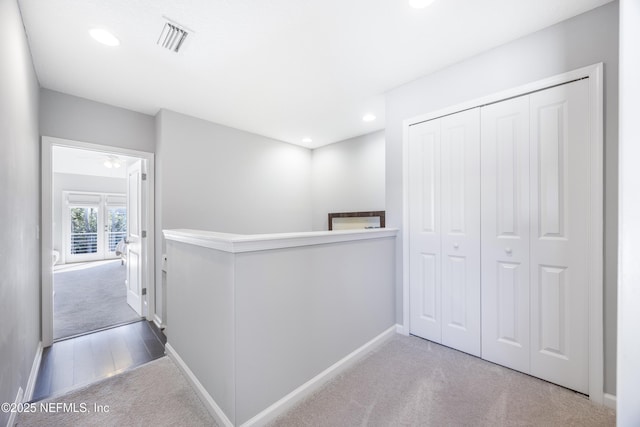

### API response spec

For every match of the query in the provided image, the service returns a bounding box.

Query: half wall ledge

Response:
[162,227,397,426]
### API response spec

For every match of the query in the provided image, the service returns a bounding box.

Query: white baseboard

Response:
[24,342,43,402]
[6,387,24,427]
[395,323,409,336]
[165,343,234,427]
[603,393,616,410]
[241,325,396,427]
[153,314,164,329]
[167,325,396,427]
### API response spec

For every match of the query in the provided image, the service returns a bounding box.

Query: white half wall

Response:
[164,229,396,425]
[385,1,619,394]
[311,130,385,231]
[0,1,41,425]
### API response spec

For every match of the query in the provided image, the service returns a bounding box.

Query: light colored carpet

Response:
[54,260,141,339]
[269,335,616,427]
[16,357,218,427]
[17,334,615,426]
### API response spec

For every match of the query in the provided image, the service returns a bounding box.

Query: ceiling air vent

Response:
[157,20,189,53]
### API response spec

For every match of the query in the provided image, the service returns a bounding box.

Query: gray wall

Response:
[52,173,127,260]
[166,232,396,425]
[156,109,313,325]
[234,237,395,424]
[0,0,41,423]
[311,130,385,231]
[385,2,619,394]
[156,109,312,234]
[38,91,381,330]
[40,89,155,153]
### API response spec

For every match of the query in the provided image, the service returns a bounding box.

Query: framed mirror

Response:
[328,211,385,230]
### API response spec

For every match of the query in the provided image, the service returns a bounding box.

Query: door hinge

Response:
[142,230,147,238]
[142,288,147,296]
[142,173,147,181]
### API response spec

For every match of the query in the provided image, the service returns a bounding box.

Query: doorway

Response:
[42,137,155,346]
[55,190,137,339]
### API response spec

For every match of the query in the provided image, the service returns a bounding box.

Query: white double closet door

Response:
[409,108,482,357]
[409,78,590,394]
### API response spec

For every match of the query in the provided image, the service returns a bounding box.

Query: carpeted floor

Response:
[16,357,217,427]
[54,260,141,339]
[269,335,616,426]
[18,334,615,426]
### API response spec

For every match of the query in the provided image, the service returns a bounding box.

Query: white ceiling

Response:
[19,0,612,149]
[53,146,138,178]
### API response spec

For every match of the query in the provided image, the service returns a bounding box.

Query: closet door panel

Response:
[440,108,481,356]
[481,96,531,372]
[409,119,442,342]
[529,79,589,394]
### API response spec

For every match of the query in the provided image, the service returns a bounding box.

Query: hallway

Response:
[32,321,165,401]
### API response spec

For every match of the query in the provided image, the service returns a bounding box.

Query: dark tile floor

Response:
[32,320,165,401]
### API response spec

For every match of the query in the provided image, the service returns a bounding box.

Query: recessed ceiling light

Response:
[302,137,312,144]
[362,114,376,122]
[89,28,120,47]
[409,0,436,9]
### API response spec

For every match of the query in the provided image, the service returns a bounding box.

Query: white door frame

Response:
[401,63,604,403]
[41,136,155,347]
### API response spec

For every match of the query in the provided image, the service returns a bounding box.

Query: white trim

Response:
[167,326,396,427]
[401,63,604,402]
[401,121,411,337]
[163,228,398,253]
[165,344,234,427]
[42,138,54,347]
[587,62,605,406]
[403,63,600,128]
[242,326,396,427]
[395,323,408,335]
[603,393,616,411]
[6,387,24,427]
[618,3,640,423]
[153,314,164,329]
[24,342,43,402]
[41,136,156,347]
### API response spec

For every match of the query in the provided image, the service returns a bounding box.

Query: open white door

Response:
[126,159,145,316]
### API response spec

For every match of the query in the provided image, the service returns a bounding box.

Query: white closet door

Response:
[409,119,442,342]
[481,95,531,372]
[440,109,481,356]
[529,79,590,394]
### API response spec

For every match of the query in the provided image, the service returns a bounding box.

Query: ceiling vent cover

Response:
[157,20,189,53]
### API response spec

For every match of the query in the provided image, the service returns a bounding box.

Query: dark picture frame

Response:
[328,211,386,231]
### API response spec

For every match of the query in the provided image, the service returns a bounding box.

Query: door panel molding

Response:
[402,63,603,403]
[481,94,532,374]
[409,108,481,357]
[529,79,591,394]
[408,119,442,342]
